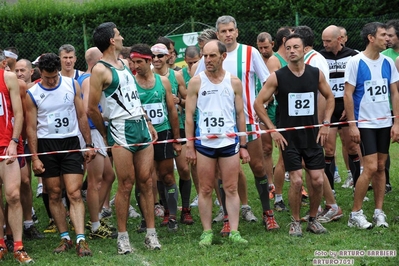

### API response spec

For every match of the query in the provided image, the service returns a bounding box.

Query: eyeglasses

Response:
[152,54,166,59]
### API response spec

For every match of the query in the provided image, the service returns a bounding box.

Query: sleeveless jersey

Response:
[77,73,102,129]
[0,69,15,146]
[319,47,358,100]
[274,52,287,67]
[344,52,399,128]
[27,75,80,139]
[275,65,320,149]
[195,71,237,148]
[136,74,170,132]
[98,60,144,121]
[167,68,184,129]
[182,67,191,87]
[195,43,269,124]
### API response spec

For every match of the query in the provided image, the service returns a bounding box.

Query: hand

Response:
[239,148,250,164]
[32,158,45,175]
[270,131,287,151]
[391,124,399,143]
[185,144,197,165]
[148,123,158,142]
[5,141,18,165]
[317,126,329,146]
[173,142,182,157]
[84,148,96,163]
[348,125,360,144]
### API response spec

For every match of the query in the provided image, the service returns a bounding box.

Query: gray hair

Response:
[216,15,237,31]
[257,32,273,43]
[58,44,76,55]
[198,28,217,43]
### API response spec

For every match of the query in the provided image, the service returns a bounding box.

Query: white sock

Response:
[275,194,283,203]
[23,220,34,229]
[91,221,100,232]
[374,209,383,215]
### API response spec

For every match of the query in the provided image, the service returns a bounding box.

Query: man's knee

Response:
[5,189,20,205]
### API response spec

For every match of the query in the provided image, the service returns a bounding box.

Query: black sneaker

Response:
[23,225,44,239]
[168,218,178,232]
[274,200,289,212]
[385,184,392,194]
[5,236,13,252]
[136,219,147,233]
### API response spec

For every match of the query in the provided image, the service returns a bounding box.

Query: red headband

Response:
[130,52,152,60]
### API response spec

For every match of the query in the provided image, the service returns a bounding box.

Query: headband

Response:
[4,50,18,59]
[130,52,152,60]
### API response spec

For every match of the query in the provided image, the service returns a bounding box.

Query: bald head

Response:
[85,47,102,69]
[322,25,342,54]
[15,59,33,83]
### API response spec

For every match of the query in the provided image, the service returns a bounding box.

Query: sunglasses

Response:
[152,54,166,59]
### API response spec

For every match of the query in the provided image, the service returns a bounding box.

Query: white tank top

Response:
[196,71,237,148]
[27,76,80,139]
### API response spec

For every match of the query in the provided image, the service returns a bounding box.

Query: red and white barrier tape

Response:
[1,115,396,159]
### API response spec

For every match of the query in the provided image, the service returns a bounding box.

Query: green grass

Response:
[5,140,399,265]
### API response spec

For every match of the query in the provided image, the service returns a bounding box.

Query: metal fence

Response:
[1,13,398,71]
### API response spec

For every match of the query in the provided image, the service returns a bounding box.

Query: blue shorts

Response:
[195,142,239,159]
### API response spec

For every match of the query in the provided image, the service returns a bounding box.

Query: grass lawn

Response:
[5,139,399,265]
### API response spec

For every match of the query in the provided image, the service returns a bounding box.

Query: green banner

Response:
[167,32,200,68]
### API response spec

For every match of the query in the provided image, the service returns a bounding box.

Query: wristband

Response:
[11,138,19,144]
[239,144,248,149]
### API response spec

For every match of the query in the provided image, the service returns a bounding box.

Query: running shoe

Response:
[214,199,220,206]
[89,224,117,239]
[241,206,258,222]
[155,204,165,218]
[136,219,147,233]
[289,217,303,237]
[347,210,373,229]
[76,240,92,257]
[117,234,132,255]
[385,184,392,194]
[5,236,13,252]
[161,210,169,226]
[199,230,213,247]
[269,184,275,200]
[317,206,343,223]
[109,195,115,206]
[53,238,73,253]
[129,205,141,218]
[0,246,7,261]
[284,171,290,182]
[190,195,199,207]
[81,190,87,202]
[373,212,389,228]
[14,248,33,264]
[263,210,280,231]
[342,172,353,188]
[274,200,289,212]
[23,225,44,239]
[213,207,224,223]
[36,184,43,198]
[168,217,178,232]
[306,219,328,234]
[100,207,112,219]
[43,219,57,233]
[334,171,341,183]
[220,218,230,237]
[229,230,248,244]
[180,208,194,225]
[144,233,161,250]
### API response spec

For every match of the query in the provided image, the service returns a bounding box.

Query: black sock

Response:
[42,193,52,219]
[165,184,178,217]
[385,154,390,185]
[348,154,360,186]
[157,181,168,209]
[179,179,191,209]
[135,187,144,216]
[324,156,335,190]
[255,175,271,212]
[218,179,228,215]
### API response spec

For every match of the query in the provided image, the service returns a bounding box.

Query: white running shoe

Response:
[214,199,220,206]
[334,171,341,183]
[342,173,353,188]
[212,207,224,223]
[100,207,112,219]
[145,233,161,250]
[373,212,389,228]
[190,195,199,207]
[348,210,373,229]
[129,205,141,218]
[154,204,164,217]
[117,234,132,255]
[284,172,290,182]
[36,184,43,198]
[241,206,258,222]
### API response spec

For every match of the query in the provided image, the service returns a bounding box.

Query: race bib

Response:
[0,93,3,116]
[47,110,73,134]
[200,110,226,134]
[330,77,345,98]
[143,103,165,125]
[121,85,140,109]
[288,92,314,116]
[364,79,388,103]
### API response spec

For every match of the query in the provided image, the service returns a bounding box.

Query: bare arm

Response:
[343,82,360,144]
[174,71,187,107]
[5,71,23,164]
[317,70,334,145]
[389,82,399,143]
[231,76,250,164]
[185,75,200,165]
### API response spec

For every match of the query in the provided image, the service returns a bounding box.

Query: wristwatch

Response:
[240,144,248,149]
[11,137,19,144]
[85,143,95,148]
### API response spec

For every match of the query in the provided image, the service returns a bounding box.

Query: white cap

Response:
[151,43,169,55]
[32,55,43,65]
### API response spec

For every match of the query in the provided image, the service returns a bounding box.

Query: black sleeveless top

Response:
[275,64,321,149]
